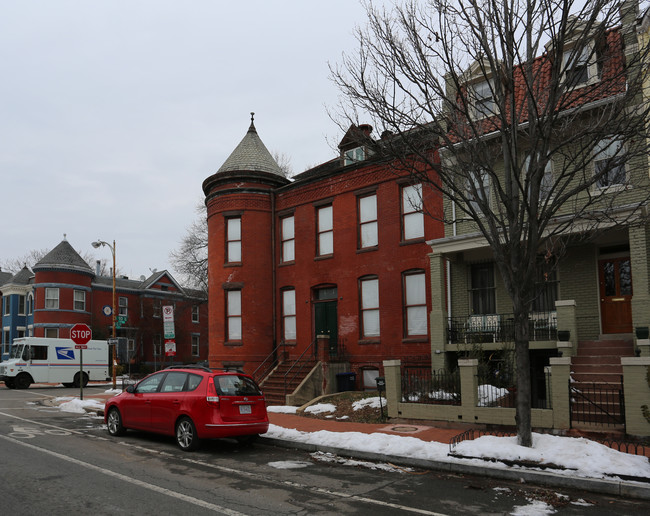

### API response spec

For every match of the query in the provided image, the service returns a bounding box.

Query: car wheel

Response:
[235,434,259,445]
[15,373,32,389]
[4,379,16,389]
[106,407,126,436]
[175,417,200,451]
[73,372,89,388]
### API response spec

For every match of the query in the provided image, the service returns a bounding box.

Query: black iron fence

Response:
[401,367,461,405]
[570,379,625,428]
[447,310,558,344]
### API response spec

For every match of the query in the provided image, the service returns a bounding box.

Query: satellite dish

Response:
[140,275,146,281]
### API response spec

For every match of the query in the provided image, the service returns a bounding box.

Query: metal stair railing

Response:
[252,342,283,385]
[283,340,317,398]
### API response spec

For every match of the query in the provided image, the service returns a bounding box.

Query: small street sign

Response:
[165,339,176,357]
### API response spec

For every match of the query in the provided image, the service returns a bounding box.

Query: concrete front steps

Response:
[260,359,317,406]
[569,338,634,430]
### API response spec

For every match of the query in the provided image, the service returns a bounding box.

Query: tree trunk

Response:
[514,310,532,447]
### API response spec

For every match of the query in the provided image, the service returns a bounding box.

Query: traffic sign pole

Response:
[70,323,92,400]
[80,349,84,401]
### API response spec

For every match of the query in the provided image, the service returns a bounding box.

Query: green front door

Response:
[314,287,338,356]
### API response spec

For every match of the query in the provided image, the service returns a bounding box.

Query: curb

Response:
[259,436,650,501]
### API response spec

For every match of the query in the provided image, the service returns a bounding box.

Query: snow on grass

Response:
[352,396,383,410]
[304,403,337,415]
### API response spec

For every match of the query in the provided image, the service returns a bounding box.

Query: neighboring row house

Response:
[0,239,208,368]
[203,116,442,396]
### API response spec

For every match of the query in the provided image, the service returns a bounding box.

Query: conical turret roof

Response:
[33,239,93,274]
[217,113,284,176]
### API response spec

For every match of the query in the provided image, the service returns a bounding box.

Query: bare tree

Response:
[170,202,209,293]
[1,249,49,274]
[331,0,650,446]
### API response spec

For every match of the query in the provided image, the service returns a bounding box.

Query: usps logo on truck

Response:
[56,347,75,360]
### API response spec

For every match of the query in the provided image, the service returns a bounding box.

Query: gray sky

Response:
[0,0,372,280]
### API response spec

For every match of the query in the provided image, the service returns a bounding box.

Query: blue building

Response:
[1,266,34,361]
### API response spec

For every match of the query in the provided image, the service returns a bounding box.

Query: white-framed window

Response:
[226,217,242,263]
[191,334,200,356]
[3,298,9,316]
[594,137,626,189]
[44,328,59,338]
[403,271,427,337]
[472,80,495,118]
[281,215,295,262]
[282,288,296,341]
[153,299,161,318]
[45,288,59,309]
[360,277,380,338]
[402,184,424,240]
[73,290,86,311]
[2,330,9,353]
[119,296,128,316]
[358,193,378,248]
[467,169,490,213]
[317,205,333,256]
[344,146,365,165]
[27,294,33,315]
[524,154,554,202]
[18,295,26,315]
[127,338,135,359]
[227,290,242,341]
[192,305,199,323]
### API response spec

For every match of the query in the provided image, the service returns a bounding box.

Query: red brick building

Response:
[1,239,208,368]
[203,117,443,390]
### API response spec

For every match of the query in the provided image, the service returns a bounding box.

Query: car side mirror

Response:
[125,385,135,394]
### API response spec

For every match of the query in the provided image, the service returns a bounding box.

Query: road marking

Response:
[0,411,447,515]
[0,433,248,516]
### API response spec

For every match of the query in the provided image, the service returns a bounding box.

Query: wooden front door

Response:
[598,257,633,334]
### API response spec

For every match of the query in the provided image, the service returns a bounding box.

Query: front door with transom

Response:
[598,257,633,334]
[314,286,338,357]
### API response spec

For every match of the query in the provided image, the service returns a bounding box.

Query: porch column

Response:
[383,359,402,418]
[549,357,571,429]
[429,252,447,370]
[629,224,650,332]
[621,356,650,437]
[555,300,577,357]
[458,358,478,422]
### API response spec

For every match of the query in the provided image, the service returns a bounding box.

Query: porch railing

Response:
[447,310,557,344]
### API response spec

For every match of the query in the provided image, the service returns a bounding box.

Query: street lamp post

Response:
[92,239,117,389]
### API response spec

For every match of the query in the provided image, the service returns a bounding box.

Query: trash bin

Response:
[336,372,357,392]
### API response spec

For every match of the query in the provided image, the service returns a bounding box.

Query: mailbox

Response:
[375,376,386,392]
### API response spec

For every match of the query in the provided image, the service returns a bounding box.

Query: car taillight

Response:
[206,379,220,405]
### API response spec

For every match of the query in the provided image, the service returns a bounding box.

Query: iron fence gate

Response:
[569,377,625,429]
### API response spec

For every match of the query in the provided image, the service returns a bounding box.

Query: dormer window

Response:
[344,146,366,165]
[564,46,589,85]
[472,80,495,119]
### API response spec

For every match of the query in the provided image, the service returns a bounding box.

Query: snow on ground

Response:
[303,403,337,415]
[55,397,106,414]
[265,423,650,481]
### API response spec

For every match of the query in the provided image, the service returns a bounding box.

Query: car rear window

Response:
[214,375,261,396]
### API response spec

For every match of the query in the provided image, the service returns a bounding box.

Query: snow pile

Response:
[265,425,650,481]
[352,397,383,411]
[304,403,336,415]
[477,384,509,407]
[55,397,105,414]
[267,405,299,414]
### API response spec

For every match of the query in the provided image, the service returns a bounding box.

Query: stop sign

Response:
[70,323,92,345]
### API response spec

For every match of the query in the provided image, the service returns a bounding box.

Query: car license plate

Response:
[239,405,252,415]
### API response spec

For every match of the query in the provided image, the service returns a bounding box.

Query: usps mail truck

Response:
[0,337,110,389]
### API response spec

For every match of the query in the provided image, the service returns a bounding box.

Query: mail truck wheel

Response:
[4,379,16,389]
[15,373,32,389]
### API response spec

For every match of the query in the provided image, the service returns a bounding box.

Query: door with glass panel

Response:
[598,257,632,334]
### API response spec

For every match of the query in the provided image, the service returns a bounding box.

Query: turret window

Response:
[226,217,242,263]
[45,288,59,309]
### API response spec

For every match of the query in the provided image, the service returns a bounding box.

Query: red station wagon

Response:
[104,366,269,451]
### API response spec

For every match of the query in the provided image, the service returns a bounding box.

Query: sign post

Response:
[162,306,176,365]
[71,323,92,400]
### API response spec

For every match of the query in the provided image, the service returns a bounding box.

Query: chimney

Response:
[96,260,101,276]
